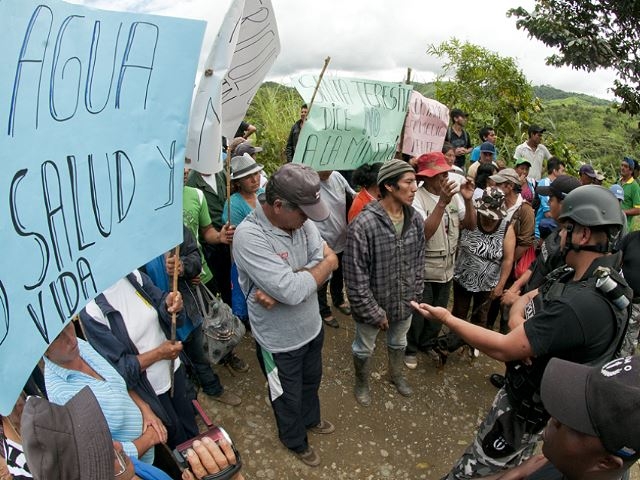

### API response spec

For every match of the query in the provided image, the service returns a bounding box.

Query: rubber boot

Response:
[388,348,413,397]
[353,355,371,406]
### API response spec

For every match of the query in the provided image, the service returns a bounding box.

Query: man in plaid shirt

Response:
[344,159,426,406]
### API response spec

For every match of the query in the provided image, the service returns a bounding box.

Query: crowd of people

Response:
[2,107,640,480]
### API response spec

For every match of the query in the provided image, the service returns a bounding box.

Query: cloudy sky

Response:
[71,0,617,100]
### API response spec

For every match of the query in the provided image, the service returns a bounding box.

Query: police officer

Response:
[412,185,632,480]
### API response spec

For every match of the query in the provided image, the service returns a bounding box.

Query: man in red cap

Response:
[405,152,475,369]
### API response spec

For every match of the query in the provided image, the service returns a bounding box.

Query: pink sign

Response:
[401,91,449,156]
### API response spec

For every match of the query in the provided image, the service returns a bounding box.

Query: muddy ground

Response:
[199,310,640,480]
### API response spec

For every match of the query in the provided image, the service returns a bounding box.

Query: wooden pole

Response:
[226,145,232,227]
[397,67,412,158]
[169,244,180,397]
[306,56,331,117]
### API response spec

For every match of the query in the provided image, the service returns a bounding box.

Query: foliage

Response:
[244,81,303,175]
[508,1,640,115]
[426,39,541,160]
[533,85,611,107]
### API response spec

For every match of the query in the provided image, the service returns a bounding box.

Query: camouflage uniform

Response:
[619,302,640,357]
[441,388,540,479]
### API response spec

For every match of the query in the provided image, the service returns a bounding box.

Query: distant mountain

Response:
[533,84,612,106]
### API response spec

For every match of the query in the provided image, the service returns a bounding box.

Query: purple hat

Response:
[579,164,597,178]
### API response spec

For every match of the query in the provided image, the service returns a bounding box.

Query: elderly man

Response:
[233,163,338,467]
[344,159,426,405]
[413,185,631,479]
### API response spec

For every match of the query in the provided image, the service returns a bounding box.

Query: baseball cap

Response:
[610,184,625,201]
[579,164,597,178]
[415,152,452,178]
[541,356,640,460]
[514,158,532,167]
[234,141,263,157]
[228,137,247,155]
[594,170,605,182]
[479,142,495,154]
[267,163,329,221]
[535,174,581,200]
[22,386,114,479]
[528,124,546,135]
[489,168,520,185]
[230,153,263,180]
[623,156,636,169]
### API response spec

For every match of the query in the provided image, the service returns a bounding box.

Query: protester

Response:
[405,152,475,369]
[514,158,536,203]
[223,154,266,327]
[348,162,382,222]
[313,171,355,328]
[619,156,640,230]
[344,159,425,404]
[469,127,497,163]
[513,125,551,181]
[450,187,515,331]
[579,164,598,185]
[80,270,199,448]
[445,109,472,170]
[234,120,256,140]
[473,163,498,200]
[44,322,166,463]
[143,227,241,406]
[442,141,465,176]
[413,185,631,479]
[468,142,496,179]
[285,103,308,162]
[183,169,248,373]
[233,163,338,467]
[533,157,565,239]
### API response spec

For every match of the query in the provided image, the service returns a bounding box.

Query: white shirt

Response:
[84,271,179,394]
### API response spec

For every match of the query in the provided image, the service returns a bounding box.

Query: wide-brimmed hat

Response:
[231,153,264,180]
[475,186,507,220]
[22,387,114,479]
[415,152,452,178]
[267,163,329,221]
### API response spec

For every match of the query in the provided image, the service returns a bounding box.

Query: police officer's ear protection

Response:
[563,222,617,255]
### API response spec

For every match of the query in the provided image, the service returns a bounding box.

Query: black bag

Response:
[194,284,245,364]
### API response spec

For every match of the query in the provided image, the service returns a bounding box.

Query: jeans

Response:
[406,280,452,355]
[352,315,412,358]
[255,329,324,453]
[317,252,345,318]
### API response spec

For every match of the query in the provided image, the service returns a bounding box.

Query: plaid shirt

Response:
[344,201,425,326]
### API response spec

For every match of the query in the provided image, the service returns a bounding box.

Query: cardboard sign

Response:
[186,0,280,174]
[401,91,449,156]
[0,0,205,414]
[292,75,412,170]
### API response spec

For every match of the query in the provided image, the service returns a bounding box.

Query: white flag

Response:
[186,0,280,174]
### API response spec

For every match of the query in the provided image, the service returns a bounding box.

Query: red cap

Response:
[416,152,452,178]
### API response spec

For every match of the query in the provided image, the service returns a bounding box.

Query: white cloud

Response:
[69,0,618,100]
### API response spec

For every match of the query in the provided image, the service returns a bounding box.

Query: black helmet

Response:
[558,185,624,228]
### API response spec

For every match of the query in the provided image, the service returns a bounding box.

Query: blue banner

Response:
[0,0,205,414]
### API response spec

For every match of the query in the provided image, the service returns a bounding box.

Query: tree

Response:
[508,1,640,115]
[427,39,541,157]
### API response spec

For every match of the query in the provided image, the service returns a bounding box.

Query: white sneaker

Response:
[404,355,418,369]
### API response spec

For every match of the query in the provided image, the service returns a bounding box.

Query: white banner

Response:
[186,0,280,174]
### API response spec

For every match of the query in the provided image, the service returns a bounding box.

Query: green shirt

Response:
[186,171,227,229]
[182,186,213,284]
[621,177,640,229]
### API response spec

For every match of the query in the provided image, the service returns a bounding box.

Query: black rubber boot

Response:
[388,348,413,397]
[353,355,371,406]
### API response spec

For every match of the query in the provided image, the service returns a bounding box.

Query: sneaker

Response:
[225,353,249,373]
[404,355,418,370]
[295,446,320,467]
[308,419,335,435]
[209,390,242,407]
[322,316,339,328]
